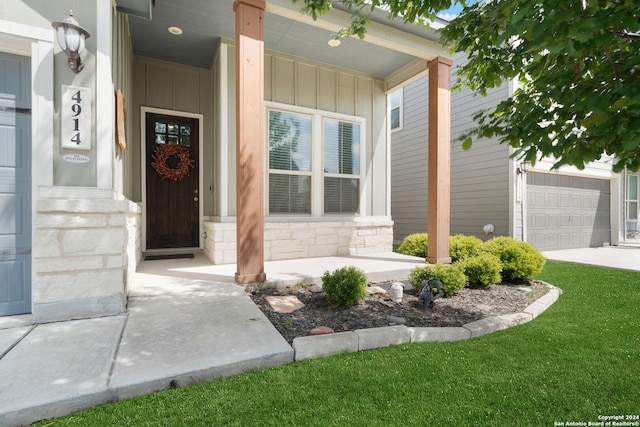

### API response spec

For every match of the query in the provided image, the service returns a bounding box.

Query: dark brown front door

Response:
[145,112,199,249]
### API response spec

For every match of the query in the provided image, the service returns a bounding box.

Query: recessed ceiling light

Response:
[168,26,183,35]
[328,38,341,47]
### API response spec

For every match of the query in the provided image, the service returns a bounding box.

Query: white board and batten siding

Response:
[263,51,388,218]
[204,46,394,262]
[214,45,389,218]
[131,56,213,214]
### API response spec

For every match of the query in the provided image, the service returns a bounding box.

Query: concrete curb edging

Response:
[356,325,411,351]
[292,283,561,362]
[523,284,562,318]
[293,332,358,361]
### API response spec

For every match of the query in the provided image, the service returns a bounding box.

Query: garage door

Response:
[527,172,611,250]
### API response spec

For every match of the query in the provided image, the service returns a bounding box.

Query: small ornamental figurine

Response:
[151,144,194,181]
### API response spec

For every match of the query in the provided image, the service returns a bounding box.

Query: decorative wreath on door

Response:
[151,144,195,181]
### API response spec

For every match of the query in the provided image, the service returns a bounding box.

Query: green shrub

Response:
[409,263,467,297]
[482,237,546,282]
[449,234,483,262]
[456,253,503,288]
[397,233,428,258]
[321,266,368,308]
[399,233,485,261]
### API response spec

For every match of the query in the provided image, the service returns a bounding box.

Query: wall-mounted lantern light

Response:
[51,11,91,73]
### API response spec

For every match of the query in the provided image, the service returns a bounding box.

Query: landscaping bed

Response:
[249,280,549,344]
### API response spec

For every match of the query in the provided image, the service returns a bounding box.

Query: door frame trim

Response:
[141,106,204,252]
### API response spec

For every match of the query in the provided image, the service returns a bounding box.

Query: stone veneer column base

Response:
[32,197,141,323]
[203,217,393,265]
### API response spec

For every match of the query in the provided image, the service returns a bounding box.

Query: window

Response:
[390,89,402,131]
[324,119,360,213]
[266,104,364,216]
[627,173,638,221]
[268,110,312,214]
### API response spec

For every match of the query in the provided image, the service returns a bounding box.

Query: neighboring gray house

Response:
[391,52,639,251]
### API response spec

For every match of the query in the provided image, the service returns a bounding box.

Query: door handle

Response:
[194,197,198,201]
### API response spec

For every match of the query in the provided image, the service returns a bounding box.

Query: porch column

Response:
[234,0,267,284]
[426,56,453,264]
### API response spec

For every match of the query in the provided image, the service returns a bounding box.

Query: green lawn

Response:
[38,261,640,427]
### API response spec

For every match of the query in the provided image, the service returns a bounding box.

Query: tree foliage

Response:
[269,111,300,171]
[441,0,640,172]
[292,0,463,39]
[294,0,640,172]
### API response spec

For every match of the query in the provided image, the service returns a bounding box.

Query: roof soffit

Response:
[125,0,449,79]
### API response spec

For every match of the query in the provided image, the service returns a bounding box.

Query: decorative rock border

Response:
[292,282,562,362]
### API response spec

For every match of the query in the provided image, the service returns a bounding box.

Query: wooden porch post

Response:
[426,56,453,264]
[234,0,267,284]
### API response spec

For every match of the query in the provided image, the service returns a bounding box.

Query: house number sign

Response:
[61,85,91,150]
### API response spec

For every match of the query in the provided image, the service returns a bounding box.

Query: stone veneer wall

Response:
[203,218,394,265]
[32,198,141,323]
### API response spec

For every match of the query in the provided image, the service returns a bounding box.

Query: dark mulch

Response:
[249,280,549,343]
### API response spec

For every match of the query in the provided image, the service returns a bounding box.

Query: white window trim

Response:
[626,172,639,221]
[265,101,366,217]
[265,107,314,216]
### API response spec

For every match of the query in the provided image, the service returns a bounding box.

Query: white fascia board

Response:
[384,58,429,92]
[529,160,616,179]
[266,0,447,60]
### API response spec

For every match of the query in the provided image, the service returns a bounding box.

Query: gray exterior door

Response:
[527,172,610,250]
[0,53,32,316]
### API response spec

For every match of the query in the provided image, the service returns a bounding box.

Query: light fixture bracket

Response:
[516,162,529,175]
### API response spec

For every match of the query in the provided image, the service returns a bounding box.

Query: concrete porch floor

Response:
[134,251,427,292]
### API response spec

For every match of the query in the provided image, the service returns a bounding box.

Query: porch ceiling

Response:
[124,0,447,78]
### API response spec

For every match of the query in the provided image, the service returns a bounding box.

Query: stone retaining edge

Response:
[291,283,561,361]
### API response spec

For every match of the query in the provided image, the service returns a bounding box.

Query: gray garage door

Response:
[527,172,610,250]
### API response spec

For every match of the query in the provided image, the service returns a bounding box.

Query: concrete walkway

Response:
[0,252,425,426]
[542,245,640,272]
